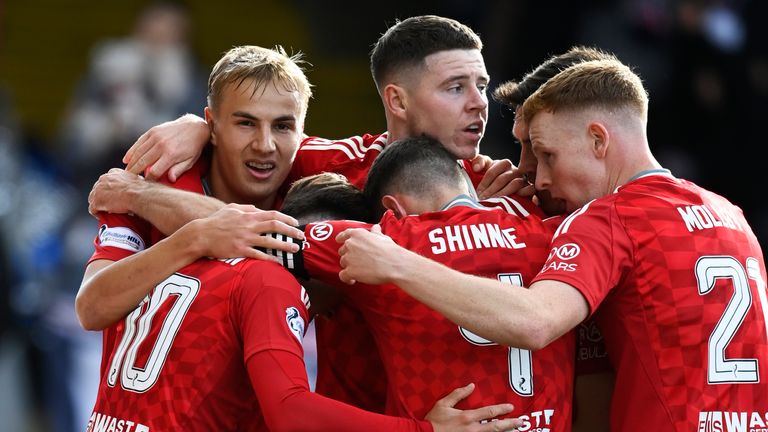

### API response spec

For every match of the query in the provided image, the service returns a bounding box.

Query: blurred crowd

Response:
[0,1,765,431]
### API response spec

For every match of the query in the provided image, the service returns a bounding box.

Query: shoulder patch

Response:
[98,225,145,253]
[309,223,333,241]
[285,307,305,344]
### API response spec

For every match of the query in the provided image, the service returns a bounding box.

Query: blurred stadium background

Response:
[0,1,765,431]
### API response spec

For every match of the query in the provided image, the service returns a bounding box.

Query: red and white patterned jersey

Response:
[532,171,768,431]
[289,133,542,411]
[88,157,208,265]
[289,133,389,190]
[273,197,575,430]
[87,258,310,431]
[287,133,392,411]
[290,133,542,217]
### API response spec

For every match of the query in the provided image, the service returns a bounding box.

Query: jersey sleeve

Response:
[287,134,386,189]
[248,349,432,432]
[88,212,151,265]
[532,199,634,315]
[257,220,373,284]
[233,262,311,361]
[302,220,373,281]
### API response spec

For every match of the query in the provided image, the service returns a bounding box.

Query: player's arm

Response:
[88,168,224,235]
[247,349,522,432]
[254,221,361,317]
[336,226,589,350]
[88,168,304,242]
[76,205,302,330]
[123,113,211,181]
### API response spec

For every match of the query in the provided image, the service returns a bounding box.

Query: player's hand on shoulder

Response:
[426,383,522,432]
[476,158,532,200]
[88,168,145,216]
[189,204,305,260]
[124,113,210,182]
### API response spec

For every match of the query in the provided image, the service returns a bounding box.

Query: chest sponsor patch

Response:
[98,225,145,253]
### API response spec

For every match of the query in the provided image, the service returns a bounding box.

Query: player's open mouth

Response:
[245,161,275,179]
[463,121,484,137]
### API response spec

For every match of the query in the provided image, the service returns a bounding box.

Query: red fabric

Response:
[87,157,208,265]
[88,259,309,431]
[288,133,389,190]
[298,202,575,431]
[533,173,768,431]
[289,134,545,413]
[313,305,388,413]
[247,349,431,432]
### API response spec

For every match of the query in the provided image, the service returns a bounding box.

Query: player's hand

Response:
[336,224,405,285]
[426,383,522,432]
[123,113,210,182]
[186,204,305,260]
[88,168,146,216]
[469,154,494,173]
[476,159,531,200]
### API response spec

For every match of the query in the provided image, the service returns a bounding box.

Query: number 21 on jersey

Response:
[459,273,533,397]
[697,256,768,384]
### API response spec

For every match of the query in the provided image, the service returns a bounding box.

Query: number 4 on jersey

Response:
[459,273,533,397]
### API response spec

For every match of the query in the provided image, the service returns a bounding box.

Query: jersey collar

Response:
[441,194,486,211]
[615,168,674,193]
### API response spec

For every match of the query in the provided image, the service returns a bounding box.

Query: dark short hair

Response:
[370,15,482,91]
[281,172,372,223]
[364,135,464,219]
[493,46,616,109]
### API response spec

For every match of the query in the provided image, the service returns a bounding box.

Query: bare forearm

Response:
[337,228,588,349]
[389,252,551,349]
[76,224,206,330]
[129,182,225,235]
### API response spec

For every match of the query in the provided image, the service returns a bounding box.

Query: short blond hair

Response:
[207,45,312,118]
[520,59,648,123]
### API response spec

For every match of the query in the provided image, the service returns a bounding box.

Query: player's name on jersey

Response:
[428,223,526,255]
[86,411,148,432]
[677,203,749,233]
[698,411,768,432]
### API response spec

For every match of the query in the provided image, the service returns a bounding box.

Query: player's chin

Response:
[452,142,480,161]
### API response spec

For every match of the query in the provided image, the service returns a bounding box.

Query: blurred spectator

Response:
[57,0,207,189]
[41,2,207,431]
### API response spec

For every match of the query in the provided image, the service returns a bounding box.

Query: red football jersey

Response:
[289,134,543,412]
[287,133,391,411]
[88,158,208,265]
[533,171,768,431]
[275,197,575,430]
[87,258,310,431]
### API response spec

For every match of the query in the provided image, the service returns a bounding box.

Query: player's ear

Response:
[382,84,407,120]
[381,195,407,219]
[205,106,217,146]
[588,122,609,159]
